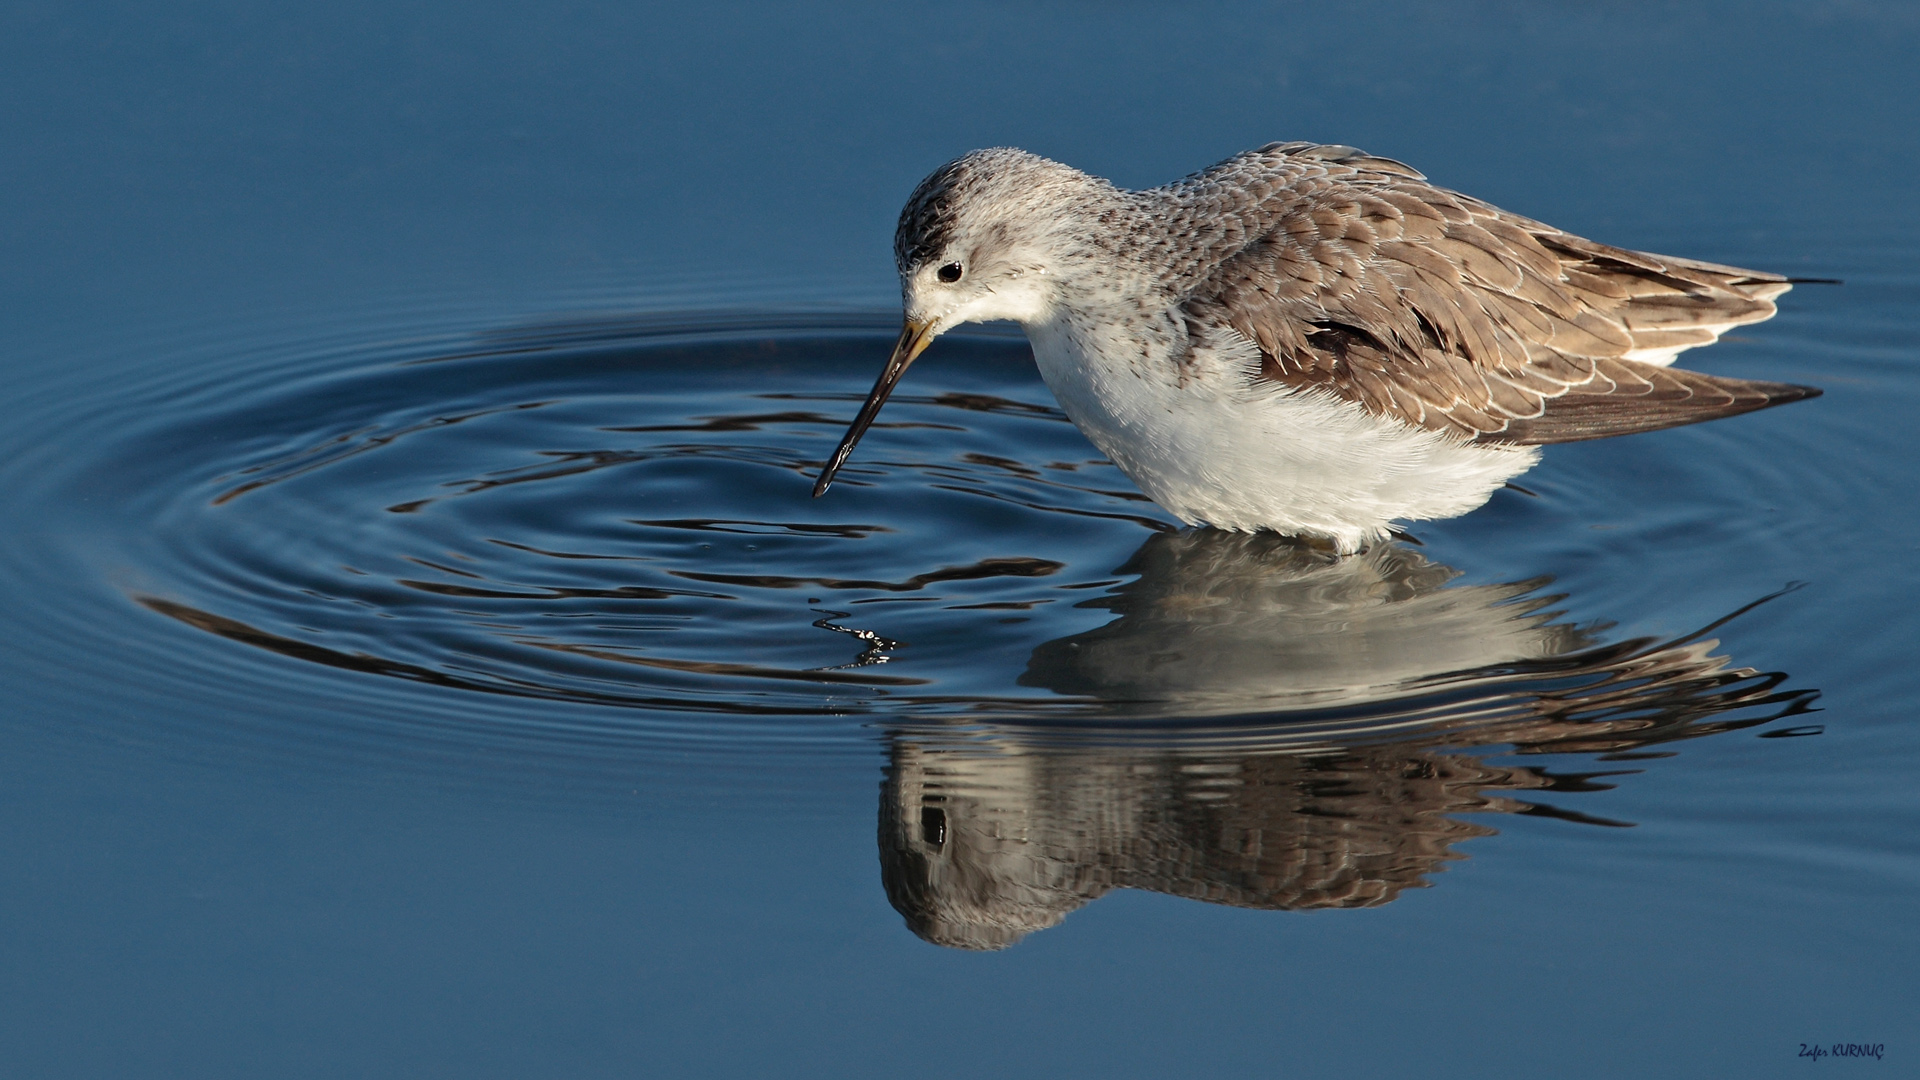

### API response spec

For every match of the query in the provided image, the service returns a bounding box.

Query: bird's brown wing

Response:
[1177,143,1816,444]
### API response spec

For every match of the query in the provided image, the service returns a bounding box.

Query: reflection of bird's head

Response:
[879,745,1101,951]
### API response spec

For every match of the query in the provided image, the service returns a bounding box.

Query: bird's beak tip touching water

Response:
[812,318,938,497]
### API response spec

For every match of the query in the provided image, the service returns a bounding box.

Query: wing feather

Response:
[1173,142,1816,444]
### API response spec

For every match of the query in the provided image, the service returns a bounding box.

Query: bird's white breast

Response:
[1023,313,1540,550]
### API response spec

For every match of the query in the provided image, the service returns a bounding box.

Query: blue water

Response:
[1,2,1916,1076]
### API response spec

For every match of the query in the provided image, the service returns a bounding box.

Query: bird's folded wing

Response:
[1179,145,1814,444]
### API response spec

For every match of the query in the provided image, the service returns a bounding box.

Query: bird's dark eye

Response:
[920,806,947,846]
[937,262,963,283]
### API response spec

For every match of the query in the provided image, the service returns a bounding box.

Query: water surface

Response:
[0,2,1915,1077]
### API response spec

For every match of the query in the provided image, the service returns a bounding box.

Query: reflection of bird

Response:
[815,143,1816,551]
[879,532,1815,949]
[1021,530,1584,716]
[881,737,1587,951]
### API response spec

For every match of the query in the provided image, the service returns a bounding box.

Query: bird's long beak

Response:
[812,318,938,496]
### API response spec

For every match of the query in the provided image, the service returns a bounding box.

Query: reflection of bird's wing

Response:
[1109,750,1508,911]
[1172,142,1816,443]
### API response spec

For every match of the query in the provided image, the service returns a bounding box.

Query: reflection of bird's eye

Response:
[937,262,963,283]
[920,806,947,845]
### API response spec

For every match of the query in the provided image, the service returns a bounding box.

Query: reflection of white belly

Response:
[1022,533,1581,715]
[1024,316,1538,550]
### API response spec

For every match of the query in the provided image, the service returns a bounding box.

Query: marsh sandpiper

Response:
[813,143,1817,550]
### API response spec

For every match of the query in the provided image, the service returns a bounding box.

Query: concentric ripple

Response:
[9,311,1816,768]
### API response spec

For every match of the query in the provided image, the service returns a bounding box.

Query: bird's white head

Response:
[813,149,1111,496]
[894,147,1095,332]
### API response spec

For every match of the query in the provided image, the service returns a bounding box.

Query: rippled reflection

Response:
[87,314,1817,787]
[880,532,1816,950]
[111,318,1139,727]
